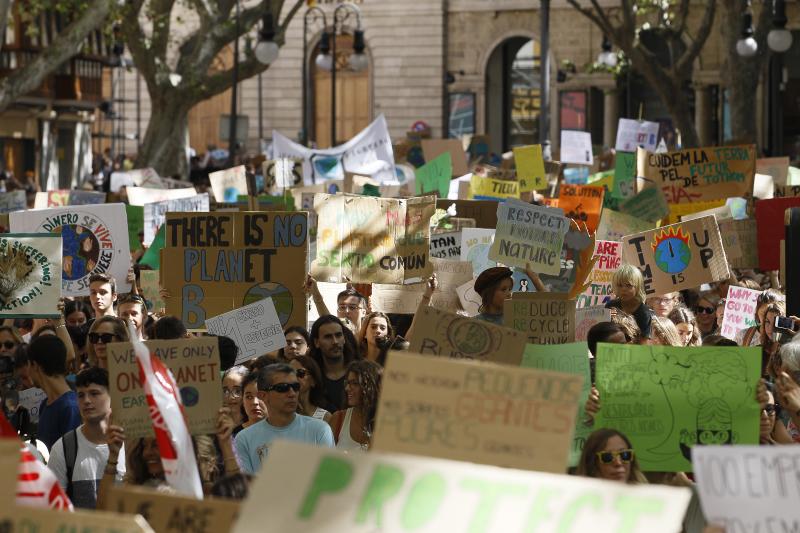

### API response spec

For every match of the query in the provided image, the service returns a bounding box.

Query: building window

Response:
[559,90,587,131]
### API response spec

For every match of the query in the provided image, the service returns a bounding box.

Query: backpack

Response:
[61,429,79,500]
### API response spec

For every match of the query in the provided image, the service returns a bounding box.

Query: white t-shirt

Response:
[47,426,126,509]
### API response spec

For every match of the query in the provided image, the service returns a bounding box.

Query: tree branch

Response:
[149,0,177,63]
[672,0,691,36]
[675,0,716,75]
[121,0,156,84]
[565,0,615,37]
[0,0,12,45]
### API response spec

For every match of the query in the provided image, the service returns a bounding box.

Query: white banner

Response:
[126,187,197,207]
[205,297,286,365]
[143,194,210,246]
[0,234,62,318]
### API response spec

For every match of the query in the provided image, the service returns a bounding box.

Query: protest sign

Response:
[9,204,131,297]
[126,187,197,207]
[680,203,731,223]
[235,439,692,533]
[34,190,69,208]
[615,118,660,152]
[468,175,519,200]
[0,506,152,533]
[535,222,595,294]
[429,230,461,259]
[0,190,26,213]
[205,297,286,364]
[636,144,756,204]
[436,199,498,228]
[68,190,106,205]
[415,152,452,198]
[621,215,729,296]
[263,158,304,189]
[312,194,434,284]
[619,187,670,222]
[557,184,604,233]
[577,240,621,309]
[595,343,761,472]
[107,337,222,438]
[105,485,239,533]
[489,200,569,274]
[521,342,591,466]
[460,228,496,277]
[613,151,636,200]
[371,259,472,314]
[720,285,760,340]
[693,446,800,533]
[720,218,758,269]
[374,351,583,472]
[139,224,164,270]
[139,270,165,313]
[753,172,775,199]
[143,193,210,246]
[756,156,797,197]
[755,197,800,270]
[455,278,480,315]
[504,292,576,344]
[0,234,61,318]
[161,212,307,329]
[18,386,46,423]
[513,144,546,191]
[110,167,161,192]
[421,139,468,177]
[408,306,526,365]
[665,198,727,225]
[126,204,144,251]
[209,166,248,203]
[560,130,593,165]
[575,306,613,340]
[595,208,652,242]
[564,166,589,184]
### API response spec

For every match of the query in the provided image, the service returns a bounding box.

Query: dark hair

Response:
[75,366,109,389]
[279,326,311,360]
[12,319,32,333]
[28,336,68,376]
[336,288,366,308]
[64,300,92,322]
[357,312,395,361]
[576,428,645,483]
[13,344,29,369]
[257,363,296,391]
[344,359,383,436]
[292,355,326,408]
[211,473,253,500]
[217,336,238,372]
[586,322,628,357]
[117,293,146,314]
[151,316,187,340]
[310,315,360,370]
[89,273,117,295]
[702,334,739,347]
[125,438,164,485]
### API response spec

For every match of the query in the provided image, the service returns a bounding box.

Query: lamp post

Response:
[767,0,793,156]
[302,7,329,146]
[330,3,367,147]
[539,0,550,158]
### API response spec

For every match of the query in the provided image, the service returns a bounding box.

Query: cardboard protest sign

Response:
[139,224,164,270]
[577,240,621,309]
[755,197,800,270]
[535,222,596,294]
[126,187,197,207]
[421,138,468,177]
[558,184,604,232]
[513,144,546,191]
[621,215,729,296]
[456,278,480,315]
[489,199,570,274]
[209,166,248,203]
[107,337,222,438]
[460,227,496,277]
[126,205,144,252]
[0,234,61,318]
[143,193,209,246]
[68,190,106,205]
[436,199,498,228]
[720,285,760,340]
[680,203,731,223]
[34,190,69,208]
[10,204,131,297]
[0,506,152,533]
[0,190,26,213]
[18,386,46,423]
[560,130,593,165]
[616,118,659,152]
[408,306,526,365]
[205,297,286,364]
[468,175,519,200]
[753,172,775,199]
[636,144,756,204]
[504,292,576,344]
[312,194,434,284]
[575,306,613,341]
[756,156,796,197]
[665,198,727,225]
[263,158,304,189]
[521,342,591,466]
[139,270,165,313]
[371,259,472,314]
[161,212,307,329]
[429,230,461,259]
[595,343,761,472]
[596,208,652,242]
[619,187,670,222]
[415,152,452,198]
[720,218,758,269]
[693,446,800,533]
[105,485,239,533]
[374,352,583,472]
[613,151,636,200]
[234,440,692,533]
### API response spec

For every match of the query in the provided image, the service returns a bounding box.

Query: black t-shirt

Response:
[605,298,654,339]
[321,374,346,413]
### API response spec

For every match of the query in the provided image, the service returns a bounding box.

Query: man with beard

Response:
[309,315,360,412]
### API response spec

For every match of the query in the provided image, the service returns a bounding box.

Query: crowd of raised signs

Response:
[1,123,800,532]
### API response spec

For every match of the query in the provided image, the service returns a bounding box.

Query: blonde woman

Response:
[606,264,654,339]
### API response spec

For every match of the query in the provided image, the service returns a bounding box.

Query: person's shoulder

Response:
[604,298,621,309]
[235,421,263,442]
[297,414,332,433]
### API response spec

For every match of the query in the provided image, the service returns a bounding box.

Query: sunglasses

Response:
[295,369,308,379]
[88,332,119,344]
[1,341,16,350]
[695,306,715,315]
[596,449,635,464]
[266,382,301,393]
[764,404,779,415]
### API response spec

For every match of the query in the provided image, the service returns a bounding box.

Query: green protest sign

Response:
[613,152,636,200]
[619,187,670,222]
[521,341,591,467]
[139,224,164,270]
[126,204,144,252]
[595,343,761,472]
[415,152,452,198]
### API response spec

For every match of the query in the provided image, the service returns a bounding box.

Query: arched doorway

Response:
[312,33,371,148]
[485,37,540,154]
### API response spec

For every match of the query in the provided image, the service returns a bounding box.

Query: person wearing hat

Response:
[473,265,545,324]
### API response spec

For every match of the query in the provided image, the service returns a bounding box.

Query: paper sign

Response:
[34,190,68,208]
[0,190,26,213]
[18,387,47,423]
[206,297,286,364]
[595,343,761,472]
[521,342,591,466]
[415,152,452,198]
[0,234,62,318]
[143,193,210,246]
[636,145,756,204]
[429,231,461,259]
[720,285,760,340]
[126,187,197,207]
[720,218,758,269]
[161,212,308,330]
[374,352,583,472]
[110,167,161,192]
[557,184,605,233]
[9,204,131,297]
[513,144,547,191]
[0,506,151,533]
[456,278,480,316]
[263,158,304,189]
[615,118,660,152]
[312,194,434,284]
[107,337,222,438]
[421,139,468,177]
[619,187,670,222]
[139,270,165,313]
[560,130,593,165]
[756,156,796,197]
[575,306,613,341]
[233,440,692,533]
[613,151,636,200]
[665,198,726,225]
[209,166,248,203]
[596,208,653,242]
[680,203,732,223]
[408,306,526,365]
[489,200,570,274]
[469,175,519,200]
[753,172,775,199]
[459,228,496,277]
[577,240,621,309]
[755,197,800,270]
[504,292,576,345]
[371,259,472,315]
[436,199,498,228]
[621,215,730,295]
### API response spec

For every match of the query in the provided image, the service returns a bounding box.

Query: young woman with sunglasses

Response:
[576,428,646,484]
[329,360,382,452]
[289,355,331,423]
[694,292,720,340]
[86,316,129,368]
[0,326,23,358]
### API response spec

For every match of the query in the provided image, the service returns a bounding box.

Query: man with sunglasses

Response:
[234,363,334,474]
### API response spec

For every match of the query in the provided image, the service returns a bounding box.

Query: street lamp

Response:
[255,12,280,65]
[302,6,328,146]
[736,2,758,57]
[768,0,793,53]
[331,3,367,147]
[597,36,618,67]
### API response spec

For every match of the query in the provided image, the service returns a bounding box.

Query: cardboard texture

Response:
[161,211,308,330]
[720,285,760,340]
[504,292,577,345]
[143,193,210,246]
[619,187,670,222]
[429,230,461,259]
[615,118,660,152]
[233,440,692,533]
[415,152,452,198]
[560,130,593,165]
[107,337,222,439]
[421,138,468,176]
[456,278,480,315]
[720,218,758,269]
[460,228,496,277]
[126,187,197,207]
[595,209,653,242]
[665,199,727,225]
[0,506,152,533]
[205,297,287,364]
[557,184,605,233]
[513,144,547,191]
[469,175,520,200]
[209,165,248,203]
[755,197,800,271]
[756,156,797,197]
[408,306,526,365]
[436,199,498,228]
[371,259,472,314]
[312,194,434,284]
[577,240,621,309]
[139,270,165,313]
[621,215,730,295]
[373,352,583,472]
[681,204,732,223]
[263,158,304,189]
[575,306,613,341]
[636,145,756,204]
[0,234,62,318]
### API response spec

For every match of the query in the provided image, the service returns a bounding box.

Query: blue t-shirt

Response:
[37,391,81,451]
[235,415,335,474]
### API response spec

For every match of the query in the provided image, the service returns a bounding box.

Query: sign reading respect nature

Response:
[409,306,526,366]
[161,211,307,330]
[233,440,692,533]
[143,193,209,246]
[577,240,621,309]
[621,215,729,296]
[636,145,756,204]
[107,337,222,439]
[489,199,570,274]
[0,234,61,318]
[373,352,583,472]
[513,144,546,191]
[312,194,434,284]
[595,343,761,472]
[10,204,131,296]
[720,285,760,340]
[504,292,576,345]
[205,297,286,365]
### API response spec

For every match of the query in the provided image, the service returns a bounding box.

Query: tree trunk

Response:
[135,91,192,178]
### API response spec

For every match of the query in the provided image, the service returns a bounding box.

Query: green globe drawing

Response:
[243,282,294,326]
[654,238,691,274]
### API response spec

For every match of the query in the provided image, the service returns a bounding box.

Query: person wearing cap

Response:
[473,265,545,325]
